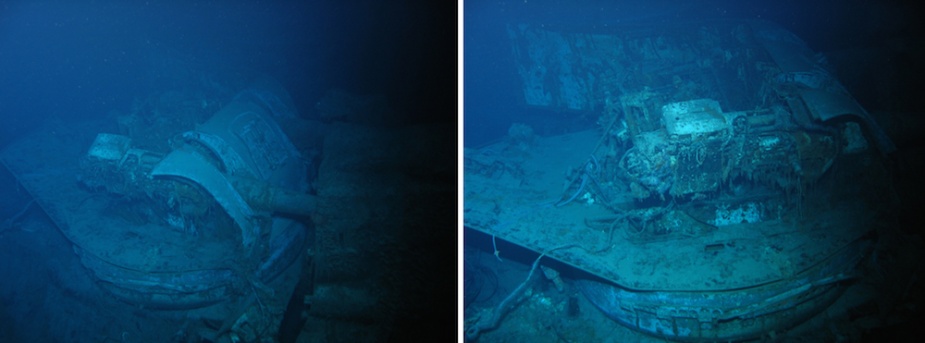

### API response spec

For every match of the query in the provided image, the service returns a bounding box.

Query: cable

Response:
[465,252,544,341]
[555,173,587,208]
[465,244,577,341]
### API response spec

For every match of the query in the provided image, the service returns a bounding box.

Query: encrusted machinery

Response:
[614,96,839,201]
[508,20,892,205]
[465,20,895,341]
[76,87,315,303]
[1,84,317,341]
[80,91,316,251]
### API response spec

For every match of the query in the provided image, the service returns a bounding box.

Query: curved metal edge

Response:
[74,246,235,309]
[151,148,259,249]
[101,282,234,310]
[578,237,871,341]
[74,217,306,310]
[753,20,895,154]
[181,131,256,178]
[797,89,896,154]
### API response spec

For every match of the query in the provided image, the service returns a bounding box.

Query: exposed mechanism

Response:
[1,84,318,341]
[79,93,317,250]
[512,20,893,242]
[465,20,895,341]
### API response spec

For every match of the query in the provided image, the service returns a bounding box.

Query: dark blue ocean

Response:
[1,1,455,342]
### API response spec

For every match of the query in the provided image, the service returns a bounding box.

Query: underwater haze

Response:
[465,0,925,148]
[1,1,453,147]
[464,0,925,341]
[1,1,455,342]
